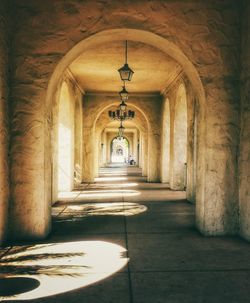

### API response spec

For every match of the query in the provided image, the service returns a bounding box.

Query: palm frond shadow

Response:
[0,265,87,277]
[1,252,85,263]
[0,247,89,278]
[53,202,146,222]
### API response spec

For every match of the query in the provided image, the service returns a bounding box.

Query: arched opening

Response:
[3,5,246,299]
[93,102,149,179]
[110,137,129,163]
[170,83,188,190]
[8,28,205,240]
[44,30,205,193]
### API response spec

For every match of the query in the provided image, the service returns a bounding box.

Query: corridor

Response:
[1,166,250,303]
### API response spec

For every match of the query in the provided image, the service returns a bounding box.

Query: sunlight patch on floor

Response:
[95,176,128,181]
[54,202,147,221]
[0,241,128,301]
[88,182,139,188]
[58,191,81,199]
[76,189,140,199]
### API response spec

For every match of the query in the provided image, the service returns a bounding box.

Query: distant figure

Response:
[129,155,135,165]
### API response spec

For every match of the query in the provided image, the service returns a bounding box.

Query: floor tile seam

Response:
[60,183,89,215]
[78,183,90,199]
[126,231,196,235]
[122,180,134,303]
[50,233,126,237]
[129,268,250,273]
[56,205,68,217]
[53,184,88,217]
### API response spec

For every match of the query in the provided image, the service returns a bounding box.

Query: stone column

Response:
[9,85,51,240]
[103,131,107,166]
[99,132,104,167]
[82,127,95,183]
[106,133,113,164]
[94,131,100,177]
[57,80,75,192]
[74,92,83,186]
[170,85,187,191]
[147,131,161,182]
[196,82,239,236]
[139,134,143,168]
[0,0,9,243]
[141,132,148,177]
[160,97,170,183]
[239,0,250,240]
[133,131,138,164]
[186,90,196,203]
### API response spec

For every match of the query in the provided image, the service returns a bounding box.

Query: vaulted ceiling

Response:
[69,41,182,94]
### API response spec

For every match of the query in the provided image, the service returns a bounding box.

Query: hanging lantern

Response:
[119,85,129,101]
[118,40,134,82]
[108,104,135,121]
[119,101,127,112]
[118,122,125,138]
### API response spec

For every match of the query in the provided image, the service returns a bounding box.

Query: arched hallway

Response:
[0,0,250,302]
[1,165,250,302]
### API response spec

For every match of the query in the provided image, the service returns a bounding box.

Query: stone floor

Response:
[1,165,250,302]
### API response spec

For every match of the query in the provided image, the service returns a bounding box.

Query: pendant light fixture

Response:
[118,121,125,139]
[108,39,135,130]
[108,102,135,121]
[119,82,129,101]
[119,100,127,112]
[118,40,134,82]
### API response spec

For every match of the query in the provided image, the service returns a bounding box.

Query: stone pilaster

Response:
[239,0,250,240]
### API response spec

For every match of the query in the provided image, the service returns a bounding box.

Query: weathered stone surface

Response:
[170,83,188,191]
[0,0,9,244]
[186,81,196,203]
[5,0,243,240]
[239,0,250,241]
[160,97,171,184]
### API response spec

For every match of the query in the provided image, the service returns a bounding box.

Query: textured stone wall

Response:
[8,0,242,239]
[141,132,148,177]
[161,78,196,200]
[0,0,9,244]
[186,82,197,203]
[57,79,75,192]
[51,73,82,200]
[171,83,188,190]
[239,0,250,240]
[160,96,171,183]
[73,87,83,186]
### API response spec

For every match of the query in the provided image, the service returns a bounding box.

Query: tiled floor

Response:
[1,165,250,302]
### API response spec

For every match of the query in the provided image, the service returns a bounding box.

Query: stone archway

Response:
[45,28,206,210]
[110,137,129,163]
[10,29,207,240]
[92,101,149,181]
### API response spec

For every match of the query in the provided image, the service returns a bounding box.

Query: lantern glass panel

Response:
[119,101,127,112]
[118,64,134,81]
[119,87,129,101]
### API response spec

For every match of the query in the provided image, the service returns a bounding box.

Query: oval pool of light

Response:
[0,241,129,301]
